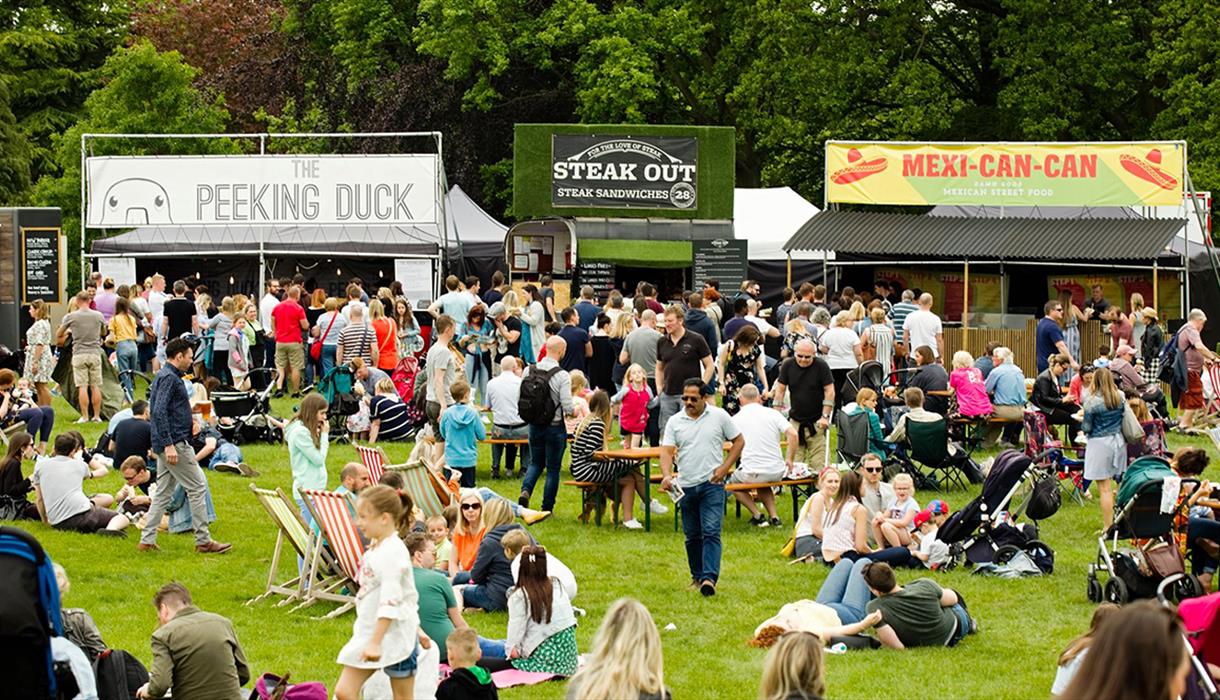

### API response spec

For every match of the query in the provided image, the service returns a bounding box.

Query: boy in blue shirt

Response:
[439,380,486,487]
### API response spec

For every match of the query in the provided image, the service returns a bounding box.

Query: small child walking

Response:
[611,364,653,449]
[439,380,486,488]
[334,485,428,700]
[871,473,920,547]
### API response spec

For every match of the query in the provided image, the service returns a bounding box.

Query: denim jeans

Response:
[523,423,568,511]
[462,583,500,611]
[868,546,919,568]
[679,481,726,583]
[658,393,683,436]
[477,488,524,518]
[491,424,530,475]
[815,557,874,624]
[320,344,338,378]
[116,340,139,394]
[466,353,491,405]
[476,637,506,660]
[948,603,972,646]
[17,406,55,443]
[211,441,243,467]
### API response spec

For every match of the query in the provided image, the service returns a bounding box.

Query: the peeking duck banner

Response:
[825,141,1185,207]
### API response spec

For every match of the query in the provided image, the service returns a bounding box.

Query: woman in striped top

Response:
[570,391,656,529]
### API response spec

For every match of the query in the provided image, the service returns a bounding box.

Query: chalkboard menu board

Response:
[21,227,61,304]
[577,260,617,303]
[693,238,747,289]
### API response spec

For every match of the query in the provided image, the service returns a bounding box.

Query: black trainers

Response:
[770,517,783,528]
[700,580,716,597]
[748,514,766,527]
[518,492,530,508]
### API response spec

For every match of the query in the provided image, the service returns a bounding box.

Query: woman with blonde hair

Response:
[204,296,237,384]
[1129,292,1147,355]
[449,489,487,577]
[1082,367,1128,530]
[368,298,399,373]
[565,598,668,700]
[860,306,894,372]
[758,631,826,700]
[459,498,528,611]
[286,392,330,527]
[608,311,635,388]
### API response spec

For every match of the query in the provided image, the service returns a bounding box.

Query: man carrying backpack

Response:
[518,335,573,512]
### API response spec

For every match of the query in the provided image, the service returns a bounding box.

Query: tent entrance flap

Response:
[578,239,691,268]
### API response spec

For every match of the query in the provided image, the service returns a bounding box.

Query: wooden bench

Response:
[725,478,817,523]
[482,438,529,445]
[562,480,619,526]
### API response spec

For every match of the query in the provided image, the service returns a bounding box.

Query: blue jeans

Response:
[465,354,490,405]
[477,488,524,518]
[491,424,530,475]
[137,342,155,372]
[948,603,971,646]
[477,637,506,660]
[679,481,726,583]
[815,558,874,624]
[211,441,243,467]
[462,583,500,611]
[320,344,338,378]
[658,393,683,437]
[116,340,139,394]
[523,423,568,511]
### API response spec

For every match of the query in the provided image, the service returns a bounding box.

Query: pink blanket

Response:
[438,664,562,689]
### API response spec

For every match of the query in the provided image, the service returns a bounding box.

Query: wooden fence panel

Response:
[942,320,1103,377]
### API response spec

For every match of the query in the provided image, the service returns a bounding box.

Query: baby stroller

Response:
[841,360,886,406]
[938,449,1054,568]
[1023,410,1087,504]
[212,368,283,445]
[317,364,360,440]
[1088,455,1204,604]
[1164,581,1220,700]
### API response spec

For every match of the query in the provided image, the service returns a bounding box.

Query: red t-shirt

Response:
[272,300,307,343]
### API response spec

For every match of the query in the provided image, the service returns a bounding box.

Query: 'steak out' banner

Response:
[86,155,439,227]
[826,141,1185,207]
[551,134,698,209]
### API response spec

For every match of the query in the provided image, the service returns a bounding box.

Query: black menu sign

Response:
[693,238,747,289]
[577,260,616,303]
[22,227,61,304]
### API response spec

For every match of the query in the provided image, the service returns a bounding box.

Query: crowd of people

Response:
[5,270,1220,700]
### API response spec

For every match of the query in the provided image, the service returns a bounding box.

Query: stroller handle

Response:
[1157,573,1188,605]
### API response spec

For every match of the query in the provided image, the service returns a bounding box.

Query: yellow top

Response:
[109,313,137,343]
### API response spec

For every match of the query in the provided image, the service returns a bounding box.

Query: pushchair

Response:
[938,449,1053,568]
[317,365,360,440]
[212,367,283,445]
[841,360,886,406]
[1024,410,1087,505]
[1088,455,1204,604]
[1164,580,1220,700]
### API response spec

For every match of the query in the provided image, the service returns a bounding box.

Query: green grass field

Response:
[8,396,1212,699]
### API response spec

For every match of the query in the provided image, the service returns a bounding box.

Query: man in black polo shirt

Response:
[655,305,713,435]
[113,400,153,470]
[772,339,834,470]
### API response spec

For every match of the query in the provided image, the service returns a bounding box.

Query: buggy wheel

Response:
[1086,576,1102,603]
[1104,577,1129,605]
[1176,574,1206,602]
[993,544,1021,566]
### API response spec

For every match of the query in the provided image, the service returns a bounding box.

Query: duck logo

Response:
[100,178,173,225]
[831,148,888,185]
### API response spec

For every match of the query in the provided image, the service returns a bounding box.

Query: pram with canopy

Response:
[212,367,283,444]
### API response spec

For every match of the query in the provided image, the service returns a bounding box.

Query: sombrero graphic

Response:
[831,148,887,184]
[1120,148,1178,190]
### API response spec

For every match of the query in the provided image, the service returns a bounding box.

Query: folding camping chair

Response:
[247,485,344,606]
[296,488,365,618]
[354,444,401,484]
[1023,410,1086,504]
[834,410,872,467]
[387,462,456,520]
[902,417,972,492]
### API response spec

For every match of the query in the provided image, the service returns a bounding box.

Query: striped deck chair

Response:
[354,444,398,484]
[387,462,455,520]
[297,488,365,618]
[247,485,346,606]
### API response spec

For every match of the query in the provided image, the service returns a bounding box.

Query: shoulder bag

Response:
[310,312,338,362]
[1121,403,1144,444]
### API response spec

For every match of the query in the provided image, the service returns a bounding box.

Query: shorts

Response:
[275,342,305,370]
[71,353,103,386]
[383,644,419,679]
[54,505,115,533]
[1182,370,1204,410]
[729,469,786,485]
[619,423,642,436]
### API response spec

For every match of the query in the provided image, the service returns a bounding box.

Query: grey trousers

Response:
[141,441,212,546]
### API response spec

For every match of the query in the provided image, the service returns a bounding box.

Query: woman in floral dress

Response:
[24,301,55,406]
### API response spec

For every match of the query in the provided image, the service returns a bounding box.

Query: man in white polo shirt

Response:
[902,293,944,359]
[660,378,744,598]
[729,385,798,528]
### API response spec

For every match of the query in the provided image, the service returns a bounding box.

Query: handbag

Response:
[1121,403,1143,443]
[310,312,339,362]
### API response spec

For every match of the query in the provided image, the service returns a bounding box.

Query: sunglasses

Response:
[795,354,814,360]
[864,467,883,473]
[460,503,482,511]
[681,396,700,403]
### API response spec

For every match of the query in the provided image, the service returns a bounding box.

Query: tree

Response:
[0,0,130,187]
[0,77,31,203]
[31,41,236,285]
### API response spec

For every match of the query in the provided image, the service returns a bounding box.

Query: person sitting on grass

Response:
[458,500,533,612]
[53,563,107,660]
[1058,601,1193,700]
[405,532,505,665]
[450,490,486,578]
[503,528,577,602]
[871,473,919,548]
[1052,603,1119,696]
[436,628,499,700]
[33,432,130,536]
[791,466,840,561]
[861,561,976,649]
[757,630,827,700]
[439,380,485,488]
[0,432,40,520]
[907,500,952,570]
[136,582,249,700]
[565,598,670,700]
[504,545,579,676]
[818,469,869,565]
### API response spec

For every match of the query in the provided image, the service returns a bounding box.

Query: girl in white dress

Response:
[335,485,427,700]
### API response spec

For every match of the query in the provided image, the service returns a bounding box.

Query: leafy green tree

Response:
[0,77,31,203]
[31,41,236,285]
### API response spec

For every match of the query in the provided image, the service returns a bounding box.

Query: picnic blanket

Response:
[438,664,562,689]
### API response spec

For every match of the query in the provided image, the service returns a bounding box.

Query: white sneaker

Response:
[650,498,669,515]
[74,417,89,424]
[623,519,644,530]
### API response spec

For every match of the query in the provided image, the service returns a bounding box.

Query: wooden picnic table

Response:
[594,446,663,531]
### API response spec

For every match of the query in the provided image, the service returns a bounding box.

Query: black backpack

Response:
[519,365,562,426]
[1025,473,1062,521]
[93,648,149,700]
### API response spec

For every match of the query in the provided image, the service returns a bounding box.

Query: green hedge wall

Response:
[513,123,735,220]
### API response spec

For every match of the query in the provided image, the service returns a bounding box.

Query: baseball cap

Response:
[913,510,933,529]
[925,499,950,516]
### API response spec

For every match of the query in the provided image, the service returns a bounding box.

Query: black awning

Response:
[783,211,1186,261]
